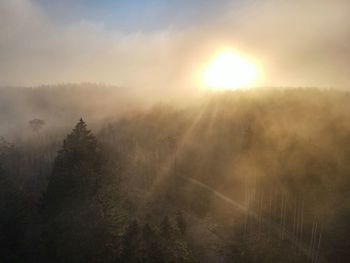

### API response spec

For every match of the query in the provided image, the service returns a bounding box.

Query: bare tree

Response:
[29,118,45,132]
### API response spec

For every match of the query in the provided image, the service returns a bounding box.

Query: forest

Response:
[1,85,350,262]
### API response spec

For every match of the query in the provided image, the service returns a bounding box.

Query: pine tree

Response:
[176,211,187,236]
[42,118,103,215]
[160,216,172,239]
[140,223,164,263]
[120,220,140,262]
[41,119,109,262]
[159,216,196,263]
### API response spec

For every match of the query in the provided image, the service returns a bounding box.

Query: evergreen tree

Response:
[160,216,172,240]
[0,139,24,262]
[42,118,103,215]
[41,119,109,262]
[140,223,164,263]
[120,220,140,263]
[176,211,187,236]
[159,216,196,263]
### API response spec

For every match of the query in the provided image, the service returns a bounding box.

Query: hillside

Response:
[0,87,350,262]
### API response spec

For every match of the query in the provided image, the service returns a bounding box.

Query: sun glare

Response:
[201,49,260,90]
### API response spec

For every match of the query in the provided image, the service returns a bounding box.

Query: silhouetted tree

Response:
[29,119,45,132]
[160,216,172,240]
[41,119,109,262]
[120,220,140,262]
[176,211,187,236]
[140,223,164,263]
[42,118,103,215]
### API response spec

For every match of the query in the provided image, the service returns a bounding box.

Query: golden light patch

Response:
[201,48,260,90]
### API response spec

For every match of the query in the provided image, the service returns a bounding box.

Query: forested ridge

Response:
[1,87,350,262]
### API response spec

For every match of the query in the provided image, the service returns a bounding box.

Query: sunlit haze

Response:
[201,48,260,90]
[1,0,350,91]
[1,1,350,263]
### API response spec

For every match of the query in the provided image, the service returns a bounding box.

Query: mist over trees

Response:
[0,86,350,262]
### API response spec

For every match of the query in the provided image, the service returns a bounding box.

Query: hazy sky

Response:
[1,0,350,90]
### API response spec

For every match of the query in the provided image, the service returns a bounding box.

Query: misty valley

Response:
[0,86,349,262]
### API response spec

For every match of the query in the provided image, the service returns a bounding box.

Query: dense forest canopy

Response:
[0,86,350,262]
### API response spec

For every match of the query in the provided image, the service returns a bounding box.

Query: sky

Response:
[1,0,350,91]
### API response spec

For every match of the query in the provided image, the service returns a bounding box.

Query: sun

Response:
[201,48,260,90]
